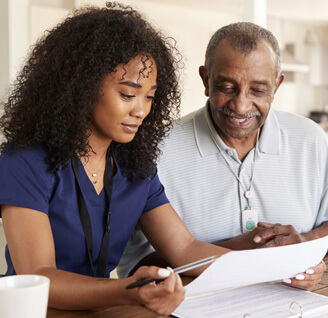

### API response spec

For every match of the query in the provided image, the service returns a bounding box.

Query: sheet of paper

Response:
[173,283,328,318]
[185,236,328,297]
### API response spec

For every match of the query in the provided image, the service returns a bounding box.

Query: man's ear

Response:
[199,66,209,97]
[274,74,284,94]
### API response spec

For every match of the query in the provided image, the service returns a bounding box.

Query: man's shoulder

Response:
[273,110,324,134]
[164,109,199,141]
[172,109,198,128]
[272,110,328,153]
[274,109,316,125]
[158,108,204,160]
[169,106,206,133]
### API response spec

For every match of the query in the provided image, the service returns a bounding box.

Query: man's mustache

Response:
[219,106,261,118]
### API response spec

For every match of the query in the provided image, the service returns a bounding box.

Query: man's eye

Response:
[251,89,265,97]
[120,93,135,99]
[218,86,234,94]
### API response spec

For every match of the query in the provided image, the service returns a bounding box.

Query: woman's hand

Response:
[130,266,185,316]
[282,260,327,291]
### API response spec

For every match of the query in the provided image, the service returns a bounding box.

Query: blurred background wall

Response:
[3,0,328,117]
[2,0,328,273]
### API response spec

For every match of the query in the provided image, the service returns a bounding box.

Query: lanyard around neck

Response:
[71,148,113,278]
[209,127,260,210]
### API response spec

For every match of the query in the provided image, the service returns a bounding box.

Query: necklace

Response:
[207,123,260,233]
[85,165,105,184]
[209,128,260,209]
[82,151,107,184]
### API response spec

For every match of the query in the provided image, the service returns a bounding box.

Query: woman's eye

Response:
[146,95,155,101]
[120,93,135,99]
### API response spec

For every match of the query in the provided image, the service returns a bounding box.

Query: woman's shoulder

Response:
[0,144,59,213]
[1,143,47,159]
[0,144,49,173]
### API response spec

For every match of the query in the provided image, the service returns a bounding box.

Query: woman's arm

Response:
[139,203,230,276]
[2,205,185,314]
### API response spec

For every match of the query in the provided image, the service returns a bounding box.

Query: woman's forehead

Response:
[114,55,157,81]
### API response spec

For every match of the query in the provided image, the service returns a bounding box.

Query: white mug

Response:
[0,274,50,318]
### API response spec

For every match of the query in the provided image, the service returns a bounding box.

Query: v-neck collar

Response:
[77,149,122,205]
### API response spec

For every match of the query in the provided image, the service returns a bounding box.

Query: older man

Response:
[117,22,328,289]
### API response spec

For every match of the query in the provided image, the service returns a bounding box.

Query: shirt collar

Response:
[258,109,281,155]
[194,101,281,157]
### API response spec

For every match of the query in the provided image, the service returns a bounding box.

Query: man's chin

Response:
[223,127,259,141]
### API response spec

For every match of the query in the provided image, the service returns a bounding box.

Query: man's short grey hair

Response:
[205,22,281,79]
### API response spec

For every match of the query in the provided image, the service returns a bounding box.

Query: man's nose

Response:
[230,91,253,115]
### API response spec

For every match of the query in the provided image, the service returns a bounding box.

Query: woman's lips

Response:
[122,124,140,133]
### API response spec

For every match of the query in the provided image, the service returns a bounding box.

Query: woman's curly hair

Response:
[0,2,182,180]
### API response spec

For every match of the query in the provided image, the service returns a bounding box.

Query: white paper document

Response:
[173,236,328,318]
[173,283,328,318]
[185,236,328,297]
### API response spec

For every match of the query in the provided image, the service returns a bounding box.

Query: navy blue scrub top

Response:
[0,145,169,277]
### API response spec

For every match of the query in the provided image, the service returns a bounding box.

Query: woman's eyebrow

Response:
[119,81,157,90]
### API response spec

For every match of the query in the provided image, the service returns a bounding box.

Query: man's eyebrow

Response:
[214,75,235,84]
[251,80,269,86]
[214,76,269,86]
[119,81,157,90]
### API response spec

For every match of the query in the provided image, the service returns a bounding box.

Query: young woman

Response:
[0,2,229,315]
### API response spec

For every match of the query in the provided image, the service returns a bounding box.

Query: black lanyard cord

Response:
[71,148,113,278]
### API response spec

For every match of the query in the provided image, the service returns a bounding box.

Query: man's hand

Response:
[217,225,269,250]
[253,222,306,248]
[217,222,307,250]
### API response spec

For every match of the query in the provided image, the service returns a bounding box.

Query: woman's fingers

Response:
[282,260,326,291]
[131,266,185,316]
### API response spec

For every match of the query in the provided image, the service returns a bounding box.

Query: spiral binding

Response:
[289,301,303,317]
[242,301,303,318]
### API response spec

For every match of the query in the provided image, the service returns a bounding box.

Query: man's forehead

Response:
[211,40,277,77]
[213,74,270,87]
[214,38,275,59]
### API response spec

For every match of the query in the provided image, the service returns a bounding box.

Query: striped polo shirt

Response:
[117,104,328,278]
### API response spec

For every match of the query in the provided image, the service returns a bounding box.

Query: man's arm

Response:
[213,226,267,250]
[252,221,328,248]
[210,221,328,250]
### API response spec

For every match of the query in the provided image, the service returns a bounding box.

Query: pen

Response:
[125,255,219,289]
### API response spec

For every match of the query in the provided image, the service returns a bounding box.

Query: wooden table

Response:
[47,257,328,318]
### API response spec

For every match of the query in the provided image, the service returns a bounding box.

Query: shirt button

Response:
[227,150,233,156]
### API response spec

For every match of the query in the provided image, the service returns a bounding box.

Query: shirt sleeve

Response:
[142,168,169,213]
[0,147,52,216]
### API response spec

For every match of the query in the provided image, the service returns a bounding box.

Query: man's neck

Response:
[219,131,259,162]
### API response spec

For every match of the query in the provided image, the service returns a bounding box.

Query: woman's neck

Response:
[80,140,111,195]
